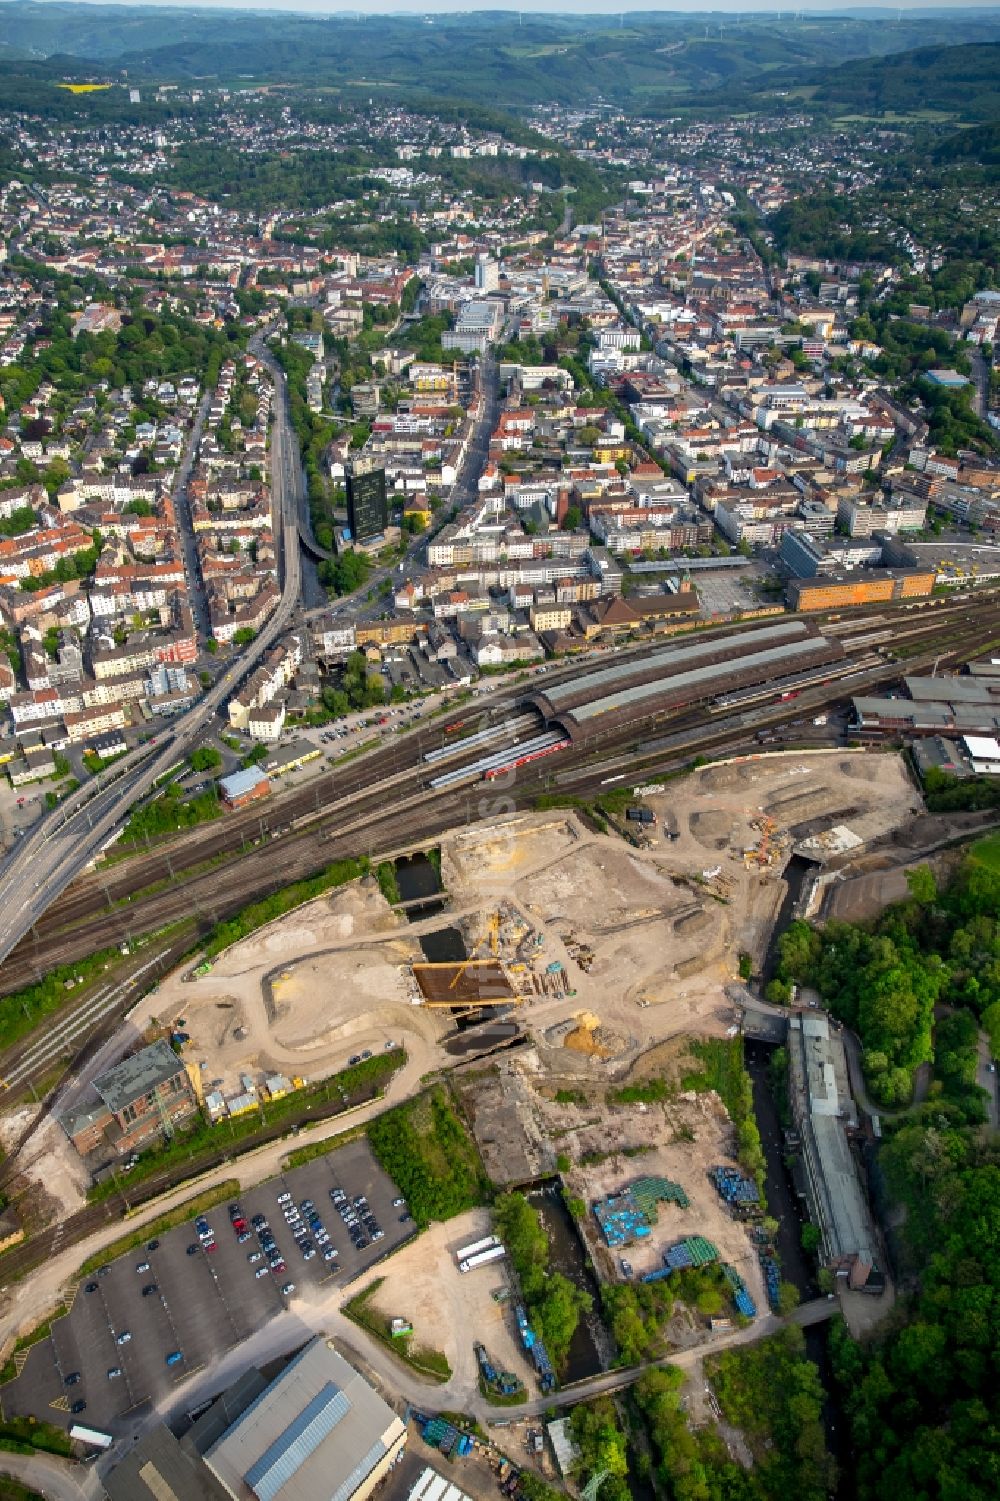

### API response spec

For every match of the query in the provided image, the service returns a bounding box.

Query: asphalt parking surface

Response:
[1,1138,414,1435]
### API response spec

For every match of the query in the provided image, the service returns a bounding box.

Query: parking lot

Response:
[1,1138,414,1434]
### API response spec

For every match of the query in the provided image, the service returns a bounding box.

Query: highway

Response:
[0,338,304,973]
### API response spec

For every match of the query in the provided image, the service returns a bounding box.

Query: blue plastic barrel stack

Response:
[711,1166,760,1206]
[722,1263,757,1318]
[514,1304,556,1391]
[760,1254,781,1310]
[422,1416,470,1455]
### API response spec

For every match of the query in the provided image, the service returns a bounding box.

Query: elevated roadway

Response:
[0,344,304,971]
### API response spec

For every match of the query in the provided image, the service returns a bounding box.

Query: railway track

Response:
[12,596,988,956]
[1,600,997,1095]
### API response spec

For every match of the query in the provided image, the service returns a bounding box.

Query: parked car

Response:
[135,1261,150,1274]
[63,1372,81,1387]
[165,1351,183,1367]
[107,1368,122,1380]
[116,1331,132,1345]
[70,1400,87,1414]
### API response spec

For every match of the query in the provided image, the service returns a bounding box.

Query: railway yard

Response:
[0,593,995,1016]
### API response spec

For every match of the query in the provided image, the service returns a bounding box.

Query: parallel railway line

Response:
[0,597,997,1103]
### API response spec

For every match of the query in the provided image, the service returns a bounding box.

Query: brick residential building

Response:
[60,1039,199,1159]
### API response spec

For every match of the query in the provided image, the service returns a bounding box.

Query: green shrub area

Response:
[121,783,221,843]
[367,1086,488,1228]
[494,1190,592,1375]
[569,1398,633,1501]
[922,767,1000,812]
[771,858,997,1114]
[830,1112,1000,1501]
[0,1476,45,1501]
[0,944,121,1054]
[343,1278,451,1384]
[632,1332,833,1501]
[602,1280,674,1365]
[607,1078,672,1106]
[706,1327,834,1500]
[375,861,401,905]
[0,1416,72,1459]
[203,857,365,957]
[681,1038,766,1199]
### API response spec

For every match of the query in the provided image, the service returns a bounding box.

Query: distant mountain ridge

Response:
[2,3,1000,108]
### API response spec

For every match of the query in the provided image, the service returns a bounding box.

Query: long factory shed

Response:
[523,619,844,740]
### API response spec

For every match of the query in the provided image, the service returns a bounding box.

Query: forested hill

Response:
[793,41,1000,121]
[3,4,1000,108]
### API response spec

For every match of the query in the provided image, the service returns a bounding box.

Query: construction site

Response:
[0,748,924,1234]
[41,748,920,1135]
[453,1044,770,1324]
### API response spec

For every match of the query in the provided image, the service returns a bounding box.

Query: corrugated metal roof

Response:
[220,766,269,799]
[205,1337,403,1501]
[246,1383,351,1501]
[329,1441,388,1501]
[542,619,808,709]
[411,1469,453,1501]
[570,635,831,723]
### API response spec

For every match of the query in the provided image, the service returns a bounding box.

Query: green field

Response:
[970,832,1000,873]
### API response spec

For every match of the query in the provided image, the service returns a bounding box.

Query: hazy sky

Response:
[24,1,1000,14]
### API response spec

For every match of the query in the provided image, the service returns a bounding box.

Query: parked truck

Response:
[459,1243,506,1273]
[456,1234,500,1262]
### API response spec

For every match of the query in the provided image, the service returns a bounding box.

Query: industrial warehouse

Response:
[105,1337,406,1501]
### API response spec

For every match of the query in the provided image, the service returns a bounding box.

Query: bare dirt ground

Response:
[126,876,454,1103]
[354,1210,537,1398]
[0,1106,90,1223]
[0,749,919,1292]
[66,750,919,1108]
[457,1051,768,1320]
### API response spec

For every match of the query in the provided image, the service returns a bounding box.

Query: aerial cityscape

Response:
[0,3,995,1500]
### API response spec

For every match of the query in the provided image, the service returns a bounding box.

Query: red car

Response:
[232,1217,248,1233]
